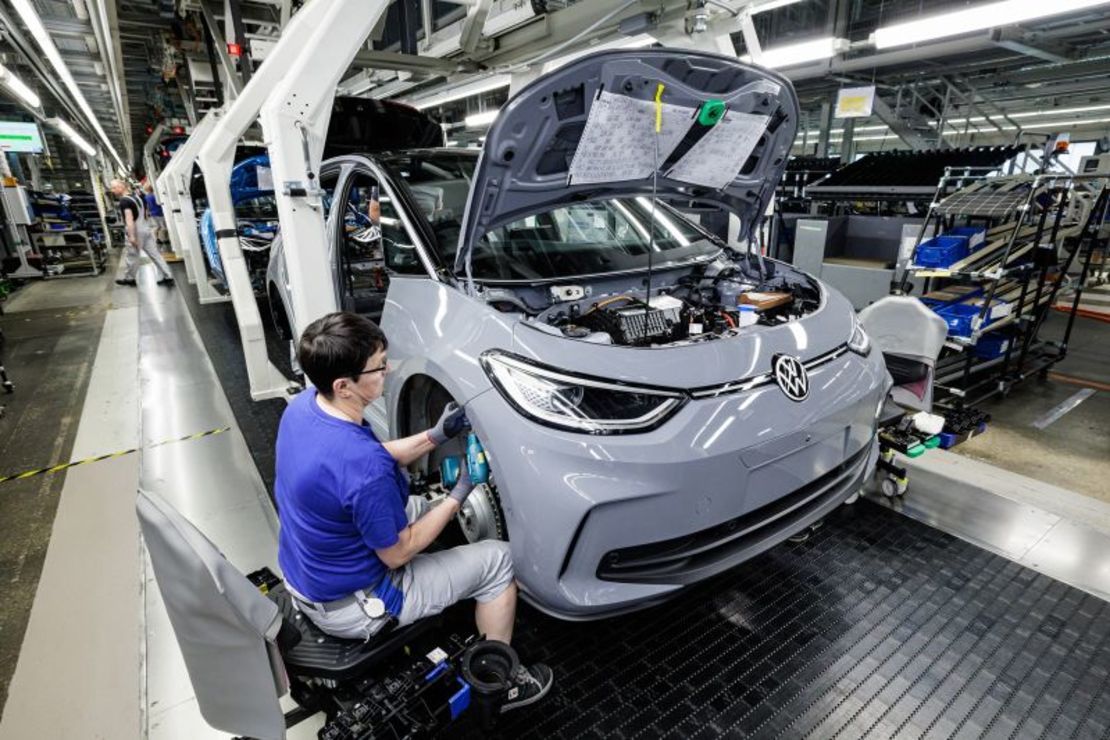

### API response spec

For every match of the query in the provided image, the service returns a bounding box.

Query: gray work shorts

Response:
[292,496,513,641]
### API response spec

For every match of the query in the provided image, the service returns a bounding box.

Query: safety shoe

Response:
[115,278,137,286]
[501,663,553,713]
[157,276,175,286]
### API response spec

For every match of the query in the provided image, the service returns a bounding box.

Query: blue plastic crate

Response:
[938,422,987,449]
[973,334,1012,359]
[915,235,970,267]
[946,226,987,252]
[935,300,1010,337]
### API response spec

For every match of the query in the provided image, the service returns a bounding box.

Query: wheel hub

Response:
[458,483,503,542]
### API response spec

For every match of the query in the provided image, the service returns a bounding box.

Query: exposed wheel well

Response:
[399,374,508,542]
[399,374,454,450]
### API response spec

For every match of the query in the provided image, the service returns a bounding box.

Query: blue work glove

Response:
[448,463,475,505]
[428,402,470,446]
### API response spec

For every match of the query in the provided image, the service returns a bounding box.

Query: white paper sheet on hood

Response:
[666,112,769,190]
[568,90,694,185]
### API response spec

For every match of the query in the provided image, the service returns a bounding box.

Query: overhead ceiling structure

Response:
[331,0,1110,156]
[2,0,1110,186]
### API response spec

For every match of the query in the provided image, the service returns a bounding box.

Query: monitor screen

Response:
[0,121,44,153]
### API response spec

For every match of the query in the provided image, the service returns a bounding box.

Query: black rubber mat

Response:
[182,277,1110,739]
[453,502,1110,739]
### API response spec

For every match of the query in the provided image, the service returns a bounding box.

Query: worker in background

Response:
[274,312,553,713]
[142,181,168,246]
[110,179,174,287]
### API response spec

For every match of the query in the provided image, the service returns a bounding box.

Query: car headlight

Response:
[480,351,686,434]
[848,315,871,356]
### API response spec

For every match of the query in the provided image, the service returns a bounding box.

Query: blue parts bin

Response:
[914,235,971,267]
[913,226,987,268]
[934,299,1011,337]
[938,422,987,449]
[947,225,987,250]
[973,334,1012,359]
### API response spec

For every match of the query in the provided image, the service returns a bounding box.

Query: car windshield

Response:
[385,151,722,281]
[235,194,278,221]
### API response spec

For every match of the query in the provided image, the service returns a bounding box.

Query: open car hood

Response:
[454,49,798,274]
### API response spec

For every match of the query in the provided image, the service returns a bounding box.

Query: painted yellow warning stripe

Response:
[0,427,231,485]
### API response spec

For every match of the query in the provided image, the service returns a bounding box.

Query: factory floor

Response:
[0,257,1106,737]
[0,264,120,717]
[952,314,1110,504]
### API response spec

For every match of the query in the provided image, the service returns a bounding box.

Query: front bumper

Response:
[468,347,889,620]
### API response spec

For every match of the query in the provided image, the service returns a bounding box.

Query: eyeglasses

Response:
[354,362,388,377]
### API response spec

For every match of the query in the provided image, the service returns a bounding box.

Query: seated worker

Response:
[275,312,552,712]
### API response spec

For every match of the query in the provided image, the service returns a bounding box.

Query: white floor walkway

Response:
[0,262,316,739]
[0,286,142,738]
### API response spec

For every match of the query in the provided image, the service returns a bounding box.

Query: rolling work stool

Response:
[136,489,436,739]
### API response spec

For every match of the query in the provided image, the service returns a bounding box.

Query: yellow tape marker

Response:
[0,427,231,485]
[654,83,665,133]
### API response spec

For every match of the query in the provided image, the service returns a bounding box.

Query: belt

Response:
[289,576,397,616]
[292,591,361,614]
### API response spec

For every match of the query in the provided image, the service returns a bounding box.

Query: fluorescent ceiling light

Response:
[1021,116,1110,128]
[49,118,97,157]
[741,36,845,68]
[953,103,1110,126]
[828,132,895,141]
[409,74,511,110]
[0,64,41,108]
[465,110,499,128]
[751,0,808,13]
[846,134,897,142]
[541,34,656,73]
[11,0,119,166]
[828,124,891,134]
[873,0,1110,49]
[408,32,657,110]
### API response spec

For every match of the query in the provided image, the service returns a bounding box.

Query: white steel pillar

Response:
[197,0,391,400]
[258,0,393,343]
[156,110,225,295]
[142,123,165,187]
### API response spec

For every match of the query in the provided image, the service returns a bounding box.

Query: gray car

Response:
[266,49,891,619]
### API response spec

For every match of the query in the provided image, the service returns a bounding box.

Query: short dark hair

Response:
[297,312,388,398]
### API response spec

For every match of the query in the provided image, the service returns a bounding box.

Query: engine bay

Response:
[481,252,823,348]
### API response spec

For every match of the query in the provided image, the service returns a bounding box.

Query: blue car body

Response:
[200,154,278,289]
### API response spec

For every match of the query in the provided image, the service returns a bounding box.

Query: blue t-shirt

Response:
[275,388,408,603]
[144,192,163,218]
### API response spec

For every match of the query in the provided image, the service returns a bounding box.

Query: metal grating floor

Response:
[181,291,1110,740]
[455,501,1110,739]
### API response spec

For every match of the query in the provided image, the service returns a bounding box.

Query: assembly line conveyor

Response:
[174,262,1110,740]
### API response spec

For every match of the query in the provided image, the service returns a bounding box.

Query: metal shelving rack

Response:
[25,190,108,278]
[32,231,105,278]
[897,168,1110,408]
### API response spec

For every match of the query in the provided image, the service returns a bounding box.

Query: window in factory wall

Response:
[338,170,425,320]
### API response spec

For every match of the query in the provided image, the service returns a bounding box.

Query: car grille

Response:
[596,443,872,584]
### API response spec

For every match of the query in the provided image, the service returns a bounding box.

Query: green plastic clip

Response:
[698,99,726,126]
[924,436,941,449]
[906,444,927,458]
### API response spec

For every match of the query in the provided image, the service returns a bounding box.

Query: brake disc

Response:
[458,482,506,543]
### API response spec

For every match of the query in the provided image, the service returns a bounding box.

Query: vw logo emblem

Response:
[772,354,809,402]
